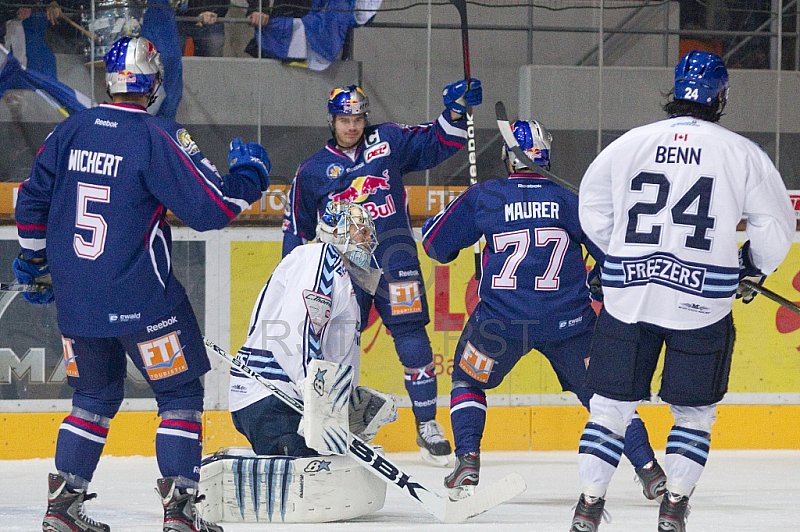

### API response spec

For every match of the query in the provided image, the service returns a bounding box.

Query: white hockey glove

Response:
[348,386,398,442]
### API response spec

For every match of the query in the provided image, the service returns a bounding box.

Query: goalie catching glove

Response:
[228,137,271,191]
[349,386,398,442]
[736,240,766,304]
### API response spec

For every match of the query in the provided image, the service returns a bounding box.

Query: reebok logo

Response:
[147,316,178,333]
[94,118,118,128]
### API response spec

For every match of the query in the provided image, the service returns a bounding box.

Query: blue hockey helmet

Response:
[104,36,163,105]
[674,50,729,107]
[317,201,377,268]
[327,85,369,123]
[502,120,552,171]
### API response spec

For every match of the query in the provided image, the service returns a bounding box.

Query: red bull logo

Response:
[117,70,136,83]
[330,170,392,203]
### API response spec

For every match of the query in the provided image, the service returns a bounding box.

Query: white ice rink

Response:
[4,450,797,531]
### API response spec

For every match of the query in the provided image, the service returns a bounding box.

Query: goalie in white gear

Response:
[215,202,397,523]
[229,200,394,456]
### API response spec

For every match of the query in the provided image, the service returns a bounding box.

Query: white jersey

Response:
[579,116,794,329]
[229,243,362,412]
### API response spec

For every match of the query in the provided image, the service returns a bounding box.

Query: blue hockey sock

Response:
[449,386,487,455]
[156,410,203,488]
[404,363,438,422]
[623,415,656,470]
[54,408,111,489]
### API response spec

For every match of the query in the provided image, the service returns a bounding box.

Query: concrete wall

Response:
[2,1,799,186]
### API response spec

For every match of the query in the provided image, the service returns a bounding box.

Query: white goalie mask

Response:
[317,201,377,269]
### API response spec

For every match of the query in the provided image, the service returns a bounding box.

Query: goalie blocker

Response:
[199,447,387,523]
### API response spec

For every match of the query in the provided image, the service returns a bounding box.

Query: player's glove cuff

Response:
[228,137,271,191]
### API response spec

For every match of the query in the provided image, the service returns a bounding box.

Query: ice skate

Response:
[444,452,480,500]
[42,473,110,532]
[658,491,690,532]
[416,419,452,467]
[635,459,667,500]
[157,477,223,532]
[569,493,607,532]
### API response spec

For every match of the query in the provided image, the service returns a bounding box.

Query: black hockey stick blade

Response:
[0,281,49,293]
[203,336,526,522]
[495,101,579,194]
[740,280,800,315]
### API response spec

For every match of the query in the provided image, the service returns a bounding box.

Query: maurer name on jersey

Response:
[68,149,124,178]
[655,146,701,165]
[505,201,560,222]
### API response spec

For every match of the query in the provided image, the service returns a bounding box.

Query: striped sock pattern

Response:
[55,410,111,487]
[450,387,487,455]
[666,425,710,466]
[579,422,625,468]
[156,415,203,485]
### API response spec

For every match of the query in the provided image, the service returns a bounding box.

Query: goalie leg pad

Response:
[348,386,398,442]
[198,447,387,523]
[301,359,354,455]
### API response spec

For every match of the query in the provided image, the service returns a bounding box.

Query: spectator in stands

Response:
[244,0,381,71]
[176,0,229,57]
[2,2,69,78]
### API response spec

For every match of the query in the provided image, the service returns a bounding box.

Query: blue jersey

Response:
[282,111,468,270]
[422,174,603,341]
[15,103,262,337]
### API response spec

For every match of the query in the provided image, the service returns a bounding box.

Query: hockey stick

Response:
[449,0,482,281]
[203,337,526,523]
[740,280,800,315]
[0,282,49,293]
[495,101,580,194]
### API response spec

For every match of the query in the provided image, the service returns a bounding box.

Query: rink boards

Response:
[1,225,800,458]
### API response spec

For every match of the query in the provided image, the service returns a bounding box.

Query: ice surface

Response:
[4,450,797,531]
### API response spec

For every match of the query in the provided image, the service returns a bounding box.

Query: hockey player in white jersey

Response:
[570,51,795,532]
[229,200,396,457]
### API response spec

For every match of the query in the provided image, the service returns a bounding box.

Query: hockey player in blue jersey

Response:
[422,119,662,502]
[13,36,270,532]
[570,52,794,532]
[282,80,482,465]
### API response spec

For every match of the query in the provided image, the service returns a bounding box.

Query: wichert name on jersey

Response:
[621,254,704,292]
[505,201,560,223]
[68,149,124,178]
[654,146,701,165]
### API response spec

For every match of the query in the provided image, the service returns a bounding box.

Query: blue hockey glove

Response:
[228,138,271,191]
[12,255,54,305]
[736,240,766,304]
[442,78,482,115]
[587,263,603,303]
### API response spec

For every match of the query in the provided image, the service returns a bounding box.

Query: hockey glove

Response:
[442,78,482,115]
[228,137,271,191]
[12,255,54,305]
[587,263,603,303]
[736,240,766,304]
